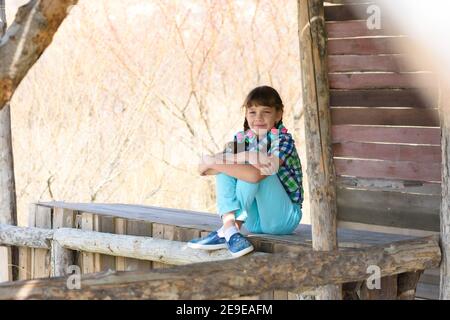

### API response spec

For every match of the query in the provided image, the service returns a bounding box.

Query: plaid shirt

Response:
[225,131,304,207]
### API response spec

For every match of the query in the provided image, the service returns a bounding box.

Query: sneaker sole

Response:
[230,245,255,258]
[187,242,228,250]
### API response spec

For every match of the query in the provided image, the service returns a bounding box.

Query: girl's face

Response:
[246,105,282,136]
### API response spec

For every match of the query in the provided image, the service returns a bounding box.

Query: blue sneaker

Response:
[227,233,254,258]
[187,231,227,250]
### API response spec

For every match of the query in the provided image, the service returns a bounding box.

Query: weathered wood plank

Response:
[0,247,11,282]
[329,72,435,90]
[330,89,437,108]
[38,202,422,249]
[337,176,441,195]
[333,142,441,163]
[0,225,259,265]
[124,220,152,271]
[80,213,95,274]
[334,158,441,182]
[96,216,115,272]
[326,20,401,38]
[152,224,175,269]
[0,236,440,300]
[328,37,409,55]
[325,3,384,21]
[31,205,51,279]
[328,54,431,73]
[51,208,74,277]
[331,108,439,126]
[337,187,440,231]
[114,218,126,271]
[332,125,441,144]
[0,224,52,248]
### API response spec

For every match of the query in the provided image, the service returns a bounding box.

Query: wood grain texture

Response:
[31,205,52,279]
[326,20,401,38]
[331,108,439,126]
[329,72,435,89]
[328,55,419,73]
[337,187,440,231]
[333,142,441,163]
[330,89,437,108]
[328,37,409,55]
[332,125,441,144]
[334,158,441,182]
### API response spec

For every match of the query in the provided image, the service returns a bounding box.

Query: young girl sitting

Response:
[188,85,303,258]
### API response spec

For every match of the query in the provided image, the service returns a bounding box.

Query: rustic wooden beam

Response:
[440,78,450,300]
[0,224,52,249]
[0,224,244,265]
[51,208,75,277]
[298,0,340,299]
[0,236,440,300]
[53,228,240,265]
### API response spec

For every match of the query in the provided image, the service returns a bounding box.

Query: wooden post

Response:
[0,0,17,283]
[80,213,96,274]
[31,205,52,279]
[297,0,341,299]
[440,78,450,300]
[51,208,74,277]
[397,271,423,300]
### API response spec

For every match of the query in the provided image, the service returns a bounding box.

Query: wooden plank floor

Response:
[37,201,416,249]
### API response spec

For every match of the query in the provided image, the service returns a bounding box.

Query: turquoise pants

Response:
[215,173,302,235]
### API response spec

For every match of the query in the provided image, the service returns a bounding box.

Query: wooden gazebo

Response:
[0,0,448,300]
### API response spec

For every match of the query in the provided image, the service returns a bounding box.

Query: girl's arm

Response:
[199,152,281,183]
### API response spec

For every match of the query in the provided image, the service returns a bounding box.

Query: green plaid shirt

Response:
[225,130,304,207]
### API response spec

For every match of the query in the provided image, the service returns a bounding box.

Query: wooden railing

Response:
[0,222,441,300]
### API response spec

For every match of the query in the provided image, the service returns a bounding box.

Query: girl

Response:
[188,86,303,258]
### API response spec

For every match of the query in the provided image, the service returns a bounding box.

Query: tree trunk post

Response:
[440,78,450,300]
[297,0,341,299]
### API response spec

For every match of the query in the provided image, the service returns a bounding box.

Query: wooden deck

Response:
[36,201,439,299]
[38,201,417,248]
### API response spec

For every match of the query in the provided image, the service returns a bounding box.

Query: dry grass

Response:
[6,0,310,227]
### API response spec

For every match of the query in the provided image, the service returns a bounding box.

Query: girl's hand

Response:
[198,155,215,176]
[254,154,279,176]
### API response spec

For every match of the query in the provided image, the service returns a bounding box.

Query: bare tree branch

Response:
[0,0,78,108]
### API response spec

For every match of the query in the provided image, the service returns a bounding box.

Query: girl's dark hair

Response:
[223,86,285,154]
[242,85,284,131]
